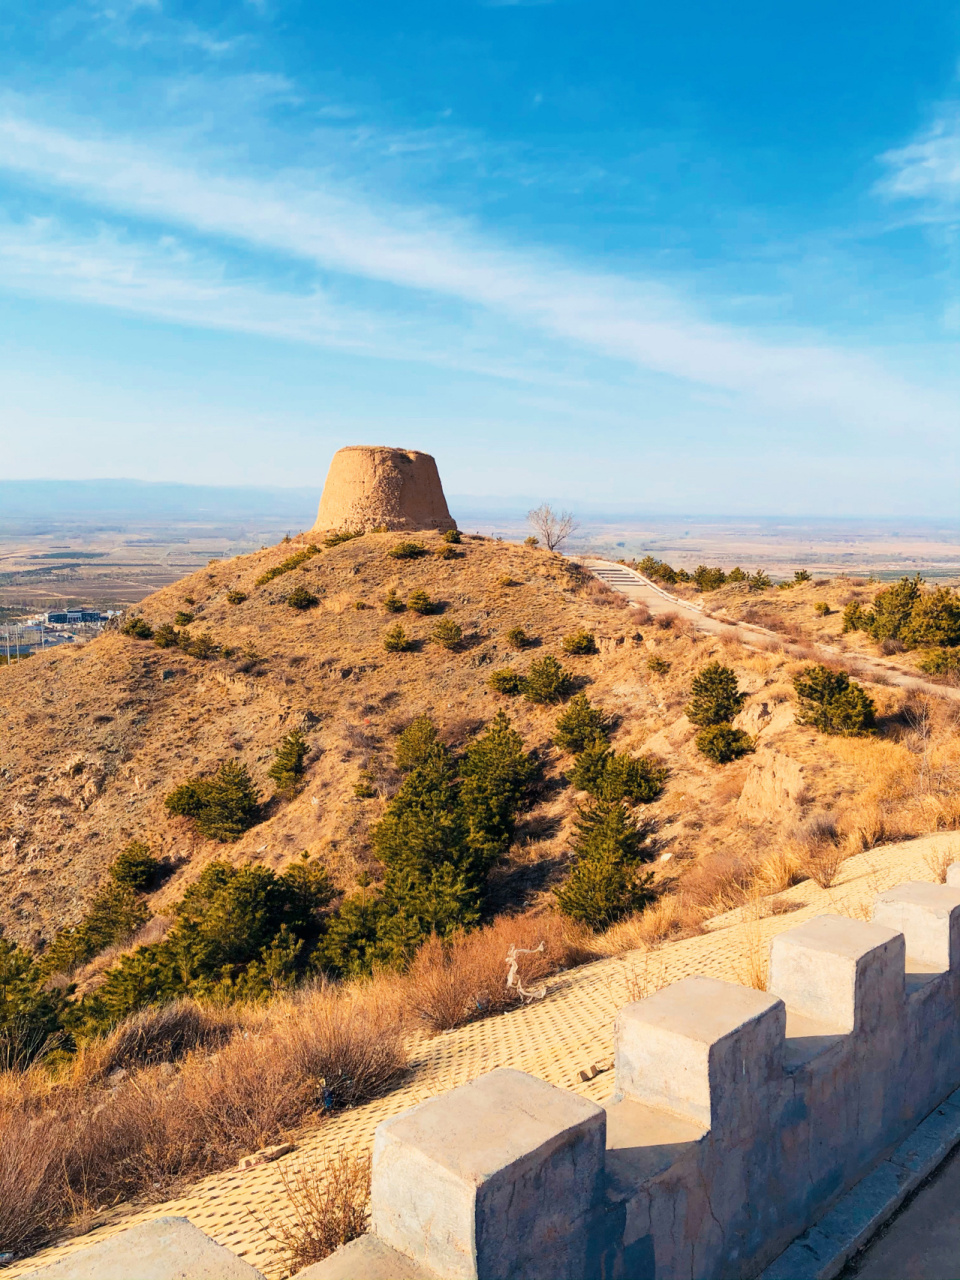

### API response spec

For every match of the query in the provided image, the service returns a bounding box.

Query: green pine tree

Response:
[459,711,536,875]
[685,662,746,726]
[268,730,308,795]
[553,694,612,754]
[555,801,655,928]
[793,665,876,736]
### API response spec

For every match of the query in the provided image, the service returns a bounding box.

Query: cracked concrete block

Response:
[20,1218,265,1280]
[874,882,960,971]
[769,915,904,1035]
[370,1067,605,1280]
[614,974,784,1131]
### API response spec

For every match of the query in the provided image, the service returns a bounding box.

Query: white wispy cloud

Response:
[877,105,960,213]
[0,108,955,442]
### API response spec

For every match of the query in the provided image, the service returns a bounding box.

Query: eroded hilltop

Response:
[1,531,955,956]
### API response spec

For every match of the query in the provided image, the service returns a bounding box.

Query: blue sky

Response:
[0,1,957,515]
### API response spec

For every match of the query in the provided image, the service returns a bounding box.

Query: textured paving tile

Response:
[9,831,957,1280]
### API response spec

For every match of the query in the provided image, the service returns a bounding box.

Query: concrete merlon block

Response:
[293,1234,436,1279]
[945,863,960,888]
[370,1067,605,1280]
[769,915,904,1034]
[614,975,784,1130]
[873,882,960,971]
[20,1218,266,1280]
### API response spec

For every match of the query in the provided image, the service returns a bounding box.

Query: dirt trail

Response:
[582,558,960,703]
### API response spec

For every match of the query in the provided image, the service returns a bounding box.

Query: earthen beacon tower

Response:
[311,446,457,535]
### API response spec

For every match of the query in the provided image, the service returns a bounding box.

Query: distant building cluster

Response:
[45,609,107,624]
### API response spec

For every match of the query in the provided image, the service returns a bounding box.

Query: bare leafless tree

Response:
[527,504,579,551]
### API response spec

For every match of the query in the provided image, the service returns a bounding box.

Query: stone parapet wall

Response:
[312,875,960,1280]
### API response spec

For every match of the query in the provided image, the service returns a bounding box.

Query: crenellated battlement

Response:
[310,875,960,1280]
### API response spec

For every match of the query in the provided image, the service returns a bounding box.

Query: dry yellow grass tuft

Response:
[256,1146,371,1272]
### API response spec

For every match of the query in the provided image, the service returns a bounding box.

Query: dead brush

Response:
[594,894,698,953]
[0,983,407,1256]
[679,851,756,920]
[403,914,594,1034]
[0,1076,71,1255]
[582,578,629,610]
[750,846,804,895]
[792,812,845,888]
[74,999,238,1082]
[257,1146,371,1271]
[733,900,769,991]
[924,842,960,884]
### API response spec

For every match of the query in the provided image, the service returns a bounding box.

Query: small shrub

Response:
[354,601,370,610]
[153,623,178,649]
[383,625,412,653]
[164,760,261,841]
[431,619,462,650]
[570,739,667,804]
[794,569,812,583]
[918,649,960,677]
[353,774,377,799]
[499,575,519,588]
[562,629,598,655]
[407,590,435,614]
[226,590,247,605]
[523,655,574,704]
[187,631,218,659]
[260,1148,371,1272]
[268,730,308,796]
[174,611,194,626]
[436,544,460,560]
[121,615,153,640]
[506,626,531,650]
[442,529,462,543]
[524,535,539,547]
[39,881,150,978]
[287,586,319,610]
[749,570,772,591]
[323,530,362,548]
[727,567,748,583]
[382,589,405,613]
[814,602,830,616]
[793,665,876,736]
[387,541,426,560]
[686,662,746,726]
[695,724,754,764]
[646,655,671,674]
[395,716,439,772]
[109,841,161,893]
[489,668,524,695]
[693,565,727,592]
[255,544,321,586]
[554,694,612,753]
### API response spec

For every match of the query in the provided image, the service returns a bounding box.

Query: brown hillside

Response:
[0,531,955,951]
